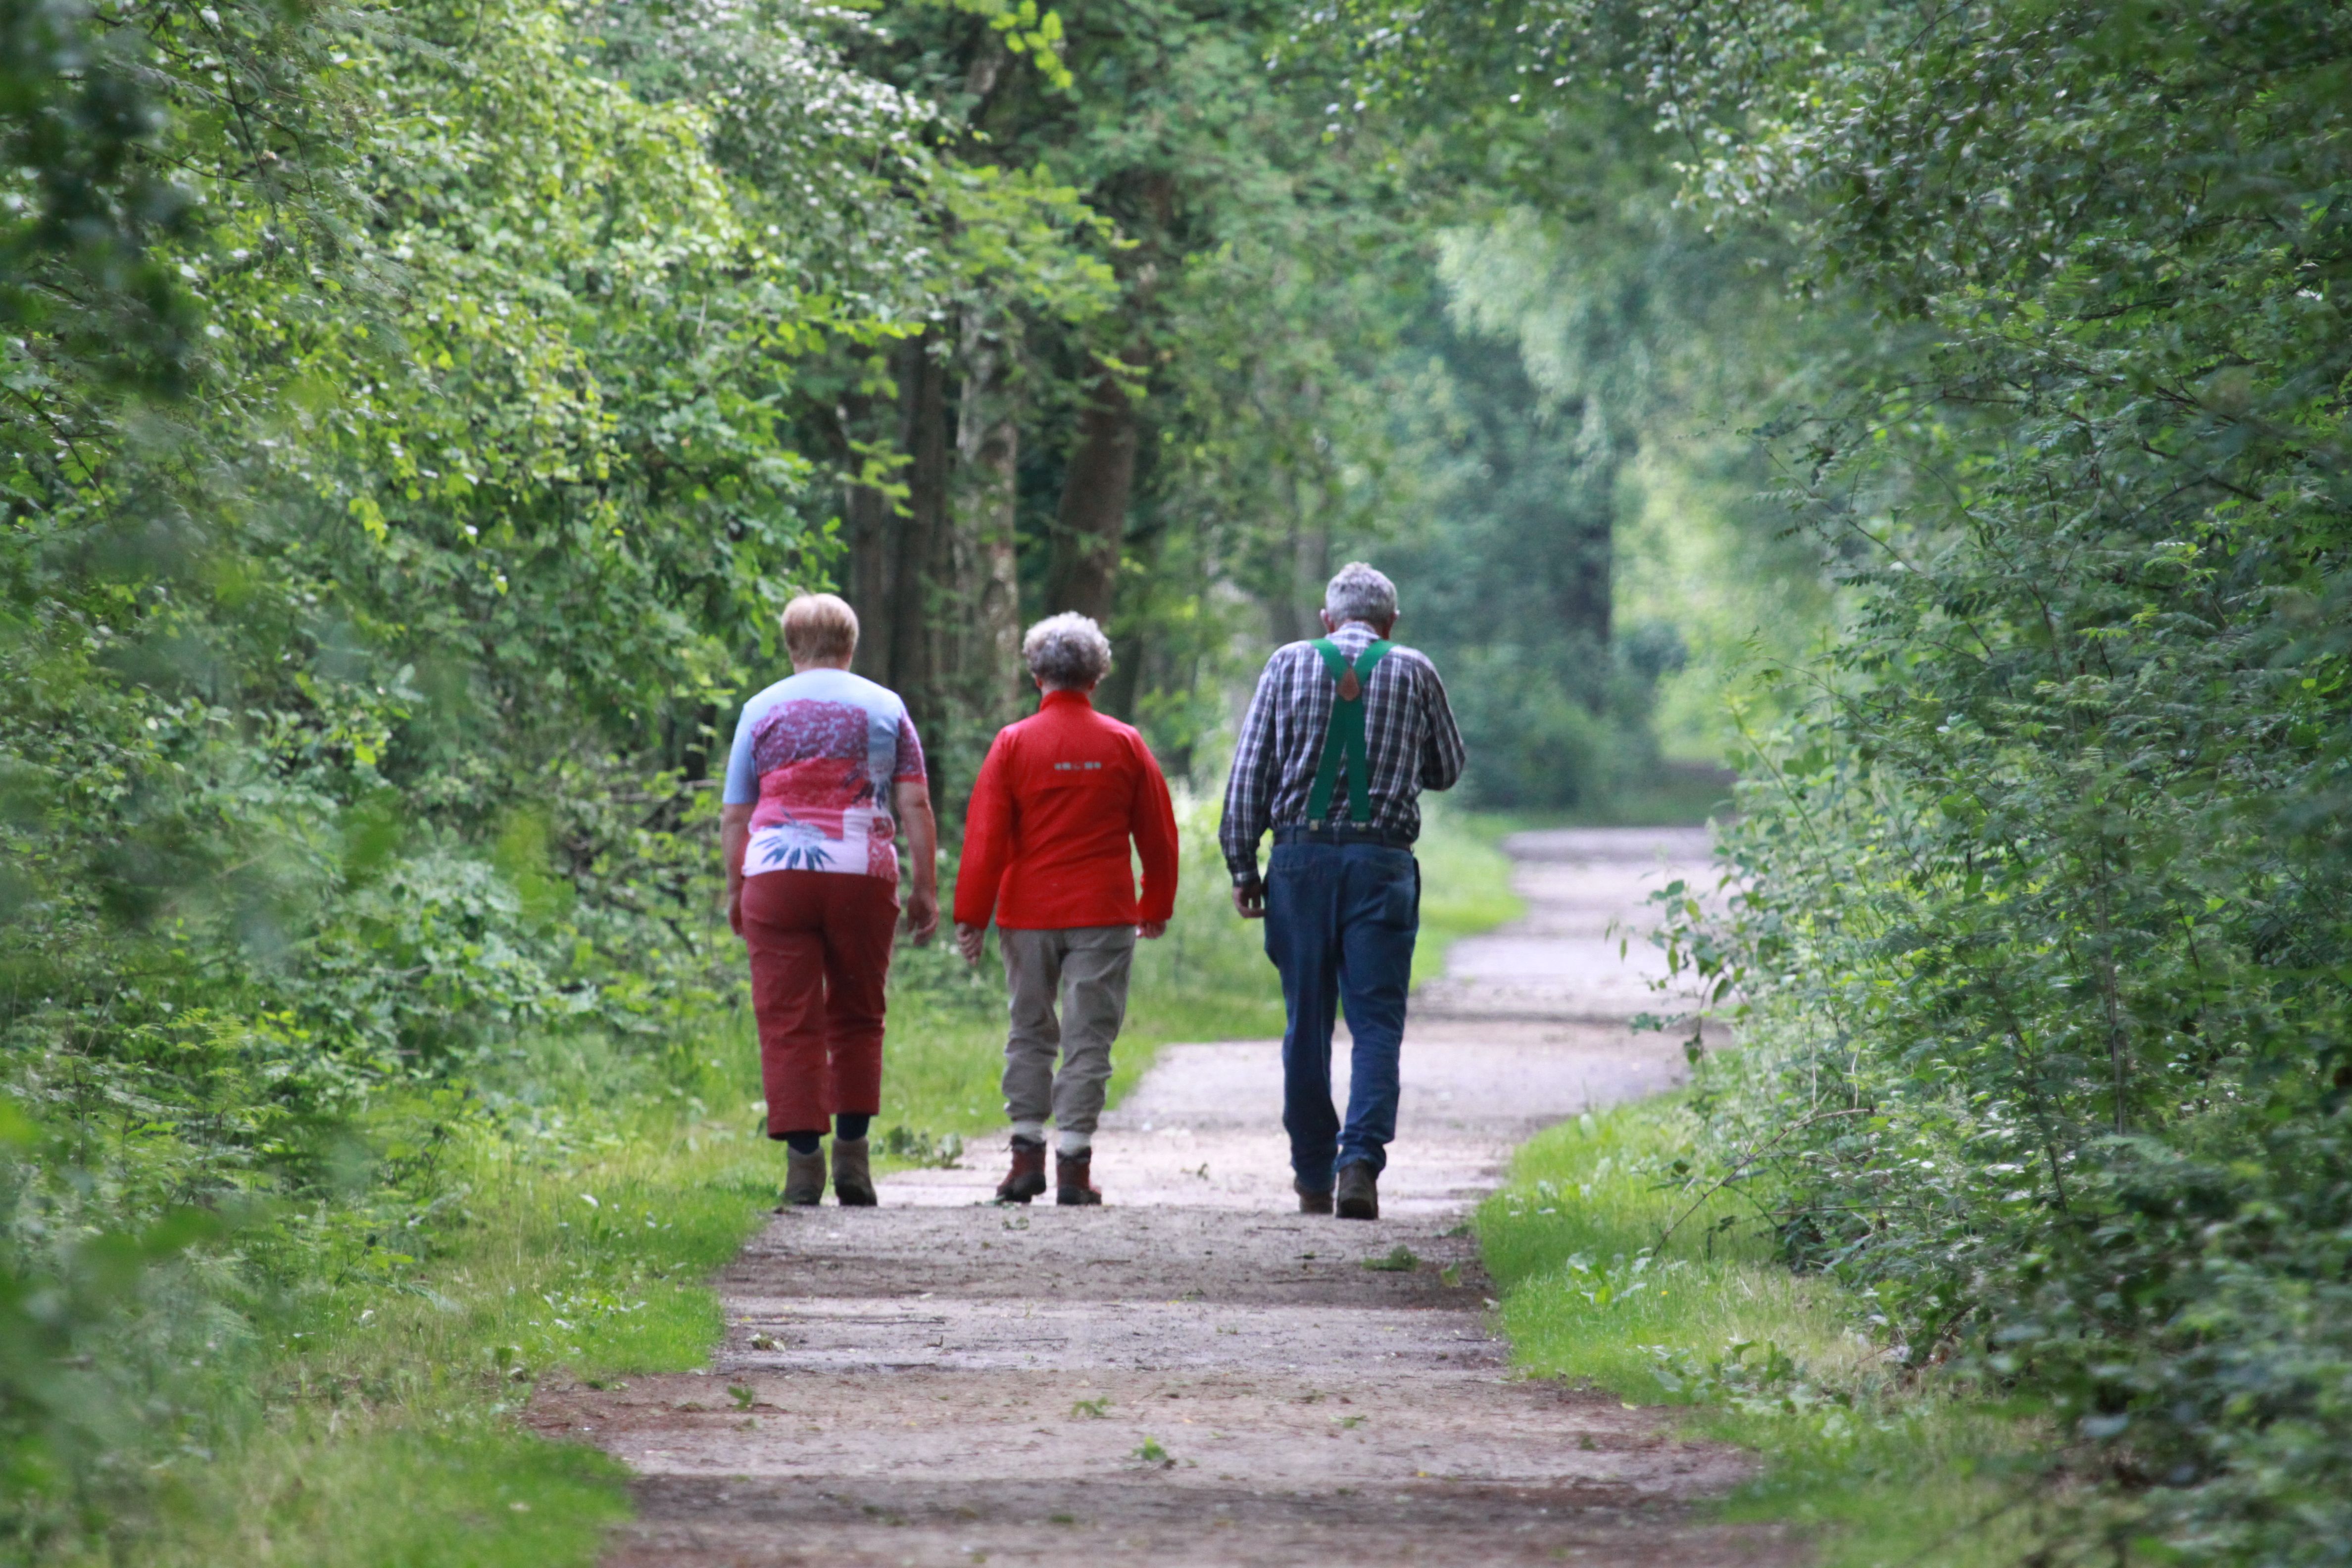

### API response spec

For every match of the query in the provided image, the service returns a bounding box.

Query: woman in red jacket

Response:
[953,613,1179,1205]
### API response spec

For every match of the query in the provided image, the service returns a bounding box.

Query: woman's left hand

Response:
[904,887,940,946]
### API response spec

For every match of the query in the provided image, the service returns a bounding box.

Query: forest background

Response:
[4,0,2349,1563]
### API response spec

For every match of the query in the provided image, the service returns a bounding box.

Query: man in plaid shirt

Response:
[1221,562,1466,1220]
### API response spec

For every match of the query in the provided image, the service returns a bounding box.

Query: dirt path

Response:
[540,827,1798,1566]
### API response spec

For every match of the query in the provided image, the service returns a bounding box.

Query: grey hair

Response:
[1324,562,1398,626]
[1022,612,1114,690]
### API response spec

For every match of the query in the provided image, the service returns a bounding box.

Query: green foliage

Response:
[0,0,1788,1553]
[1375,284,1647,810]
[1297,0,1841,811]
[1585,3,2352,1560]
[0,0,941,1546]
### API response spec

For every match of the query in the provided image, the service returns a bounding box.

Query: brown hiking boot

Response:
[1055,1149,1103,1206]
[1295,1177,1334,1216]
[995,1139,1048,1204]
[1335,1161,1379,1221]
[831,1136,877,1207]
[780,1147,826,1207]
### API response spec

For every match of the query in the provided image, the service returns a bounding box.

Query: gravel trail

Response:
[539,827,1799,1566]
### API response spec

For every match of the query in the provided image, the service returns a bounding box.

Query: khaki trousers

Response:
[999,925,1136,1135]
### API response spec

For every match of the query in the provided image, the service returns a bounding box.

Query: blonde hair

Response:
[781,593,858,665]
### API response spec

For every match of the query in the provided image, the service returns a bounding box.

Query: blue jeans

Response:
[1263,840,1419,1184]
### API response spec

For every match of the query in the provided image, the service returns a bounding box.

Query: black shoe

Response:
[1295,1178,1333,1216]
[1335,1162,1379,1221]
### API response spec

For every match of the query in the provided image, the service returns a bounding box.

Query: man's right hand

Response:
[954,922,986,965]
[1232,881,1266,920]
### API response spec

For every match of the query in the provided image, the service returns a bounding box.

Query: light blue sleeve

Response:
[721,698,759,805]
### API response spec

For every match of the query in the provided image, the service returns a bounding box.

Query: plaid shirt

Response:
[1219,623,1467,882]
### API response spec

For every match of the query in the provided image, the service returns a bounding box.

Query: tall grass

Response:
[1479,1096,2051,1568]
[1481,1099,1866,1395]
[108,1022,767,1566]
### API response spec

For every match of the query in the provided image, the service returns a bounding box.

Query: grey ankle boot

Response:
[831,1137,877,1207]
[780,1148,826,1207]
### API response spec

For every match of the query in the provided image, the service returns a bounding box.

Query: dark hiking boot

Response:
[1055,1149,1103,1206]
[1335,1161,1379,1221]
[996,1138,1048,1204]
[1295,1177,1334,1216]
[780,1148,826,1207]
[831,1136,877,1207]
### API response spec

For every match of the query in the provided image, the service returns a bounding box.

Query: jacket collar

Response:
[1040,688,1095,711]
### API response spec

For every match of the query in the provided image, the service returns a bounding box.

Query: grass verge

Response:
[128,1025,773,1567]
[1478,1096,2050,1568]
[1488,761,1738,831]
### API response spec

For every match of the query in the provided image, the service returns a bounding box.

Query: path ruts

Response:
[536,827,1800,1566]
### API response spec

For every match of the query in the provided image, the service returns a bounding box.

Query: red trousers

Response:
[740,870,898,1137]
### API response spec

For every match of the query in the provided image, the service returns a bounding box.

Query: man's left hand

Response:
[954,922,985,965]
[1138,920,1168,940]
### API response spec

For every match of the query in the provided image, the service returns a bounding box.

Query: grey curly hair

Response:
[1324,562,1398,626]
[1022,612,1114,690]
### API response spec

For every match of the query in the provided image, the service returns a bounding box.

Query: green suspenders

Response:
[1305,637,1392,828]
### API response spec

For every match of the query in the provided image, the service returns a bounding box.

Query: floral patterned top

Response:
[721,668,927,880]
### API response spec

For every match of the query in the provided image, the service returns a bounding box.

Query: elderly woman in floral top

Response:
[720,593,939,1207]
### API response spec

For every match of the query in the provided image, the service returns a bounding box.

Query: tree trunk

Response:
[840,332,954,800]
[1275,443,1330,645]
[1554,408,1633,699]
[956,314,1026,725]
[890,330,950,717]
[1281,380,1331,643]
[1045,355,1138,624]
[1045,173,1171,628]
[839,386,897,686]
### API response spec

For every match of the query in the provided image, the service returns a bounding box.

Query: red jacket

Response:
[953,690,1180,931]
